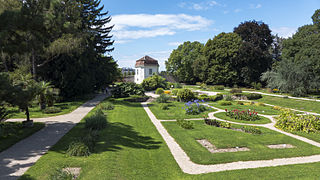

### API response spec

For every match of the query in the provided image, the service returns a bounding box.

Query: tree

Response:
[165,41,203,84]
[234,20,273,85]
[141,75,167,91]
[37,81,53,110]
[200,32,242,86]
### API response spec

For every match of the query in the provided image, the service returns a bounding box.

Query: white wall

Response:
[134,65,159,84]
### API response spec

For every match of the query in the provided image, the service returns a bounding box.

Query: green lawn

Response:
[214,112,271,124]
[209,101,281,115]
[0,122,45,152]
[20,98,320,179]
[162,120,320,165]
[256,95,320,113]
[7,94,95,119]
[148,101,215,120]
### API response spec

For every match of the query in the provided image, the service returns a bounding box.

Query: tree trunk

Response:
[25,107,30,121]
[31,48,36,79]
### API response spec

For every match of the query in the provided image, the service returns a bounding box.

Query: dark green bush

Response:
[177,119,194,129]
[66,141,90,157]
[245,93,262,100]
[204,119,231,128]
[81,130,99,151]
[141,75,167,91]
[251,82,262,90]
[156,94,171,103]
[124,95,149,102]
[177,89,196,102]
[213,85,225,90]
[241,126,262,134]
[218,101,232,106]
[112,82,145,98]
[43,106,61,114]
[160,104,169,110]
[198,94,210,101]
[155,88,164,94]
[209,94,223,102]
[224,95,233,101]
[84,109,107,130]
[200,83,207,90]
[230,88,242,94]
[174,83,182,88]
[171,89,179,96]
[98,102,114,110]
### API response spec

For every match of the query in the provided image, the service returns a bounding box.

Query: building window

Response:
[136,69,138,75]
[149,69,152,75]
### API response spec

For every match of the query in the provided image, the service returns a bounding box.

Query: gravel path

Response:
[142,96,320,174]
[0,94,106,180]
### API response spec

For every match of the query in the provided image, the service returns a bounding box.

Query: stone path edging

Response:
[142,99,320,174]
[0,94,106,180]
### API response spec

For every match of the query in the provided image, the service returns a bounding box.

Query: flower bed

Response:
[225,109,260,121]
[184,100,206,115]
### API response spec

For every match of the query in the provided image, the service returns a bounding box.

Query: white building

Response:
[134,56,159,84]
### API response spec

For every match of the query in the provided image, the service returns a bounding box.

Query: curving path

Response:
[0,94,106,180]
[142,96,320,174]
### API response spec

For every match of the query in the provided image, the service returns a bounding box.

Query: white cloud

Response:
[234,8,242,13]
[168,42,183,46]
[179,1,219,11]
[249,4,262,9]
[272,27,297,38]
[111,14,213,40]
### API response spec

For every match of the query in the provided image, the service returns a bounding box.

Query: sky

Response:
[101,0,320,71]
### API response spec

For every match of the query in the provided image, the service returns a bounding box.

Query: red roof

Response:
[135,56,159,67]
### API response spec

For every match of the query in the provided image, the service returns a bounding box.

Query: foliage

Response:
[198,94,210,101]
[43,106,61,114]
[251,82,262,90]
[98,102,114,111]
[124,95,149,102]
[204,119,231,129]
[171,89,179,96]
[230,88,242,94]
[49,168,73,180]
[275,109,320,133]
[112,82,145,98]
[141,75,167,91]
[177,89,196,102]
[160,104,169,110]
[218,101,232,106]
[176,119,194,129]
[241,126,262,134]
[225,109,260,121]
[166,41,204,84]
[245,93,262,100]
[66,141,90,157]
[209,94,223,102]
[184,100,207,115]
[156,94,171,103]
[84,109,107,131]
[224,95,233,101]
[155,88,164,94]
[255,102,265,107]
[213,85,225,90]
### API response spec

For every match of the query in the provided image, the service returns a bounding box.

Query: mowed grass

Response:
[256,95,320,113]
[148,101,215,120]
[162,120,320,165]
[7,94,94,119]
[214,112,271,124]
[0,122,45,152]
[20,98,320,179]
[209,101,281,115]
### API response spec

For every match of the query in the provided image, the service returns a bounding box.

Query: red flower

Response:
[225,109,228,112]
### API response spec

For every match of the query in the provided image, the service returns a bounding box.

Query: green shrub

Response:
[156,94,171,103]
[251,82,262,90]
[204,119,231,128]
[98,102,114,110]
[198,94,210,101]
[155,88,164,94]
[81,130,99,151]
[141,75,167,91]
[230,88,242,94]
[177,89,196,102]
[49,168,73,180]
[245,93,262,100]
[171,89,179,96]
[184,100,207,115]
[241,126,262,134]
[176,119,194,129]
[200,83,207,90]
[160,104,169,110]
[224,95,233,101]
[84,109,107,130]
[209,94,223,102]
[237,101,244,105]
[174,83,182,88]
[43,106,61,114]
[213,85,225,90]
[124,95,149,102]
[66,141,90,157]
[275,109,320,133]
[112,82,145,98]
[218,101,232,106]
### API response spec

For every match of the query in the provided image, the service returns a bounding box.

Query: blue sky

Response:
[101,0,320,71]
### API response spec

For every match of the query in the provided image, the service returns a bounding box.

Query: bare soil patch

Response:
[197,139,250,153]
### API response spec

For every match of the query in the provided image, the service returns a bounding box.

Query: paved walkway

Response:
[142,95,320,174]
[0,94,106,180]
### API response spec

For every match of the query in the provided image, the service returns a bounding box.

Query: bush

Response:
[177,89,196,102]
[156,94,171,103]
[226,109,260,121]
[230,88,242,94]
[177,119,194,129]
[200,83,207,90]
[275,109,320,133]
[160,104,169,110]
[198,94,210,101]
[245,93,262,100]
[255,102,265,106]
[141,75,167,91]
[112,82,145,98]
[81,130,99,151]
[98,102,114,110]
[66,141,90,157]
[237,101,244,105]
[84,109,107,130]
[43,106,61,114]
[155,88,164,94]
[224,95,233,101]
[209,94,223,102]
[204,119,231,129]
[50,168,73,180]
[218,101,232,106]
[213,85,225,90]
[124,95,149,102]
[184,100,207,115]
[251,82,262,90]
[241,126,262,134]
[171,89,179,96]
